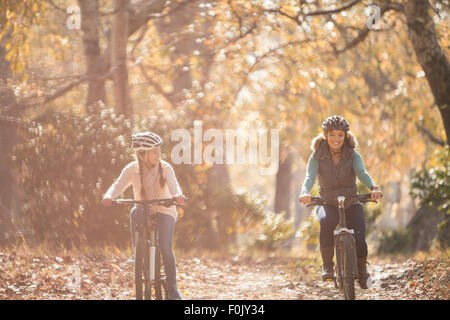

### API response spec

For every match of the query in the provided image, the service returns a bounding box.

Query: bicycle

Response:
[113,197,184,300]
[305,193,378,300]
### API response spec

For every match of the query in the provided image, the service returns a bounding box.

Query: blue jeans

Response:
[316,203,368,258]
[130,206,181,299]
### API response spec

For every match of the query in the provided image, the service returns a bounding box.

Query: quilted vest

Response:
[313,139,358,208]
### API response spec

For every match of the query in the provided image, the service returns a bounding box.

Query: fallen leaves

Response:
[0,250,447,300]
[0,250,135,300]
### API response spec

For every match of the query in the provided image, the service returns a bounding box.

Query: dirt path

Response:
[0,251,447,300]
[177,256,439,300]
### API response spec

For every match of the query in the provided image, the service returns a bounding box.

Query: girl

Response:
[102,131,185,300]
[299,115,382,289]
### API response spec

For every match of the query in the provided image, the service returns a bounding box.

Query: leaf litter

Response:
[0,250,447,300]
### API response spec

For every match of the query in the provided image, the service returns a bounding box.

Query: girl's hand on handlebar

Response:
[299,194,312,205]
[175,194,186,205]
[102,197,113,207]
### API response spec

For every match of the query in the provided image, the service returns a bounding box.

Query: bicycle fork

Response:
[333,196,358,289]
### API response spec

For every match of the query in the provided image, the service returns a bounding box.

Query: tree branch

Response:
[305,0,361,17]
[138,63,176,108]
[263,0,362,24]
[416,122,446,146]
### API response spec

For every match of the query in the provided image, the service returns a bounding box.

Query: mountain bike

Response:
[306,193,377,300]
[113,198,183,300]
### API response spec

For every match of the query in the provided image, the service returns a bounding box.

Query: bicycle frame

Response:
[113,197,183,300]
[135,207,159,282]
[305,193,377,299]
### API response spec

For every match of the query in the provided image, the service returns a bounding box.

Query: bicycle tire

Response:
[134,232,145,300]
[342,234,357,300]
[143,244,151,300]
[154,247,168,300]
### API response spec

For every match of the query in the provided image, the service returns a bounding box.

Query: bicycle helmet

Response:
[322,115,350,132]
[131,132,163,152]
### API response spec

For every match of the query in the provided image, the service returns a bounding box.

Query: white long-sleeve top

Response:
[104,159,183,220]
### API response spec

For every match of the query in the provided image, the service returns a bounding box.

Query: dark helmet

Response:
[322,115,350,132]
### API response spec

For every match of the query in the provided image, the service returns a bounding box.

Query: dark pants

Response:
[130,206,181,299]
[316,203,368,258]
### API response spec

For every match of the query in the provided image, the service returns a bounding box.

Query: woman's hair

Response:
[311,130,358,151]
[136,151,166,200]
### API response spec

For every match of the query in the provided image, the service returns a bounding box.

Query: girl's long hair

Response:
[136,151,166,200]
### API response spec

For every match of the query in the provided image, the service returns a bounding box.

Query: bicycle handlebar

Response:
[305,193,379,208]
[112,197,187,207]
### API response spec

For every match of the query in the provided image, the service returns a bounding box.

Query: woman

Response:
[102,131,185,300]
[299,115,382,289]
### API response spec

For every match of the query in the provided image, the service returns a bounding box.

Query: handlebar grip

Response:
[357,193,372,200]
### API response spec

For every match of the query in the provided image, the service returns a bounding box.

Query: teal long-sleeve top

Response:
[300,151,375,195]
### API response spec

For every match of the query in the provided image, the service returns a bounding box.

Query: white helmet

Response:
[131,132,163,152]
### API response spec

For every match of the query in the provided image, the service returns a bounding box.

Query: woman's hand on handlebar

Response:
[370,189,383,200]
[299,194,312,205]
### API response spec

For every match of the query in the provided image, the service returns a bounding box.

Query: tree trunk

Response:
[0,35,18,237]
[405,0,450,146]
[111,0,132,117]
[274,149,293,218]
[78,0,107,113]
[155,1,234,249]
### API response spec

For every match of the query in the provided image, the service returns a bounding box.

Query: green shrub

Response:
[410,146,450,214]
[377,228,412,254]
[252,210,294,251]
[410,146,450,248]
[295,211,320,250]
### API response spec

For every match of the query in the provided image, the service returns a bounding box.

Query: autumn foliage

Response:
[10,107,275,250]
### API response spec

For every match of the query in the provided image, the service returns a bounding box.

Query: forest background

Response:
[0,0,449,260]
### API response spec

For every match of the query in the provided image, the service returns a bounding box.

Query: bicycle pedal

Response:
[322,275,335,281]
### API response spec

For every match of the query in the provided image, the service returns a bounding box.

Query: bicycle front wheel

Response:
[134,232,150,300]
[336,233,357,300]
[342,234,357,300]
[154,247,168,300]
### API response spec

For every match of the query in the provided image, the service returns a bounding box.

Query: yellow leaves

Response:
[6,10,15,20]
[174,58,184,66]
[177,207,184,219]
[196,172,208,185]
[194,163,212,173]
[327,81,336,90]
[32,2,40,13]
